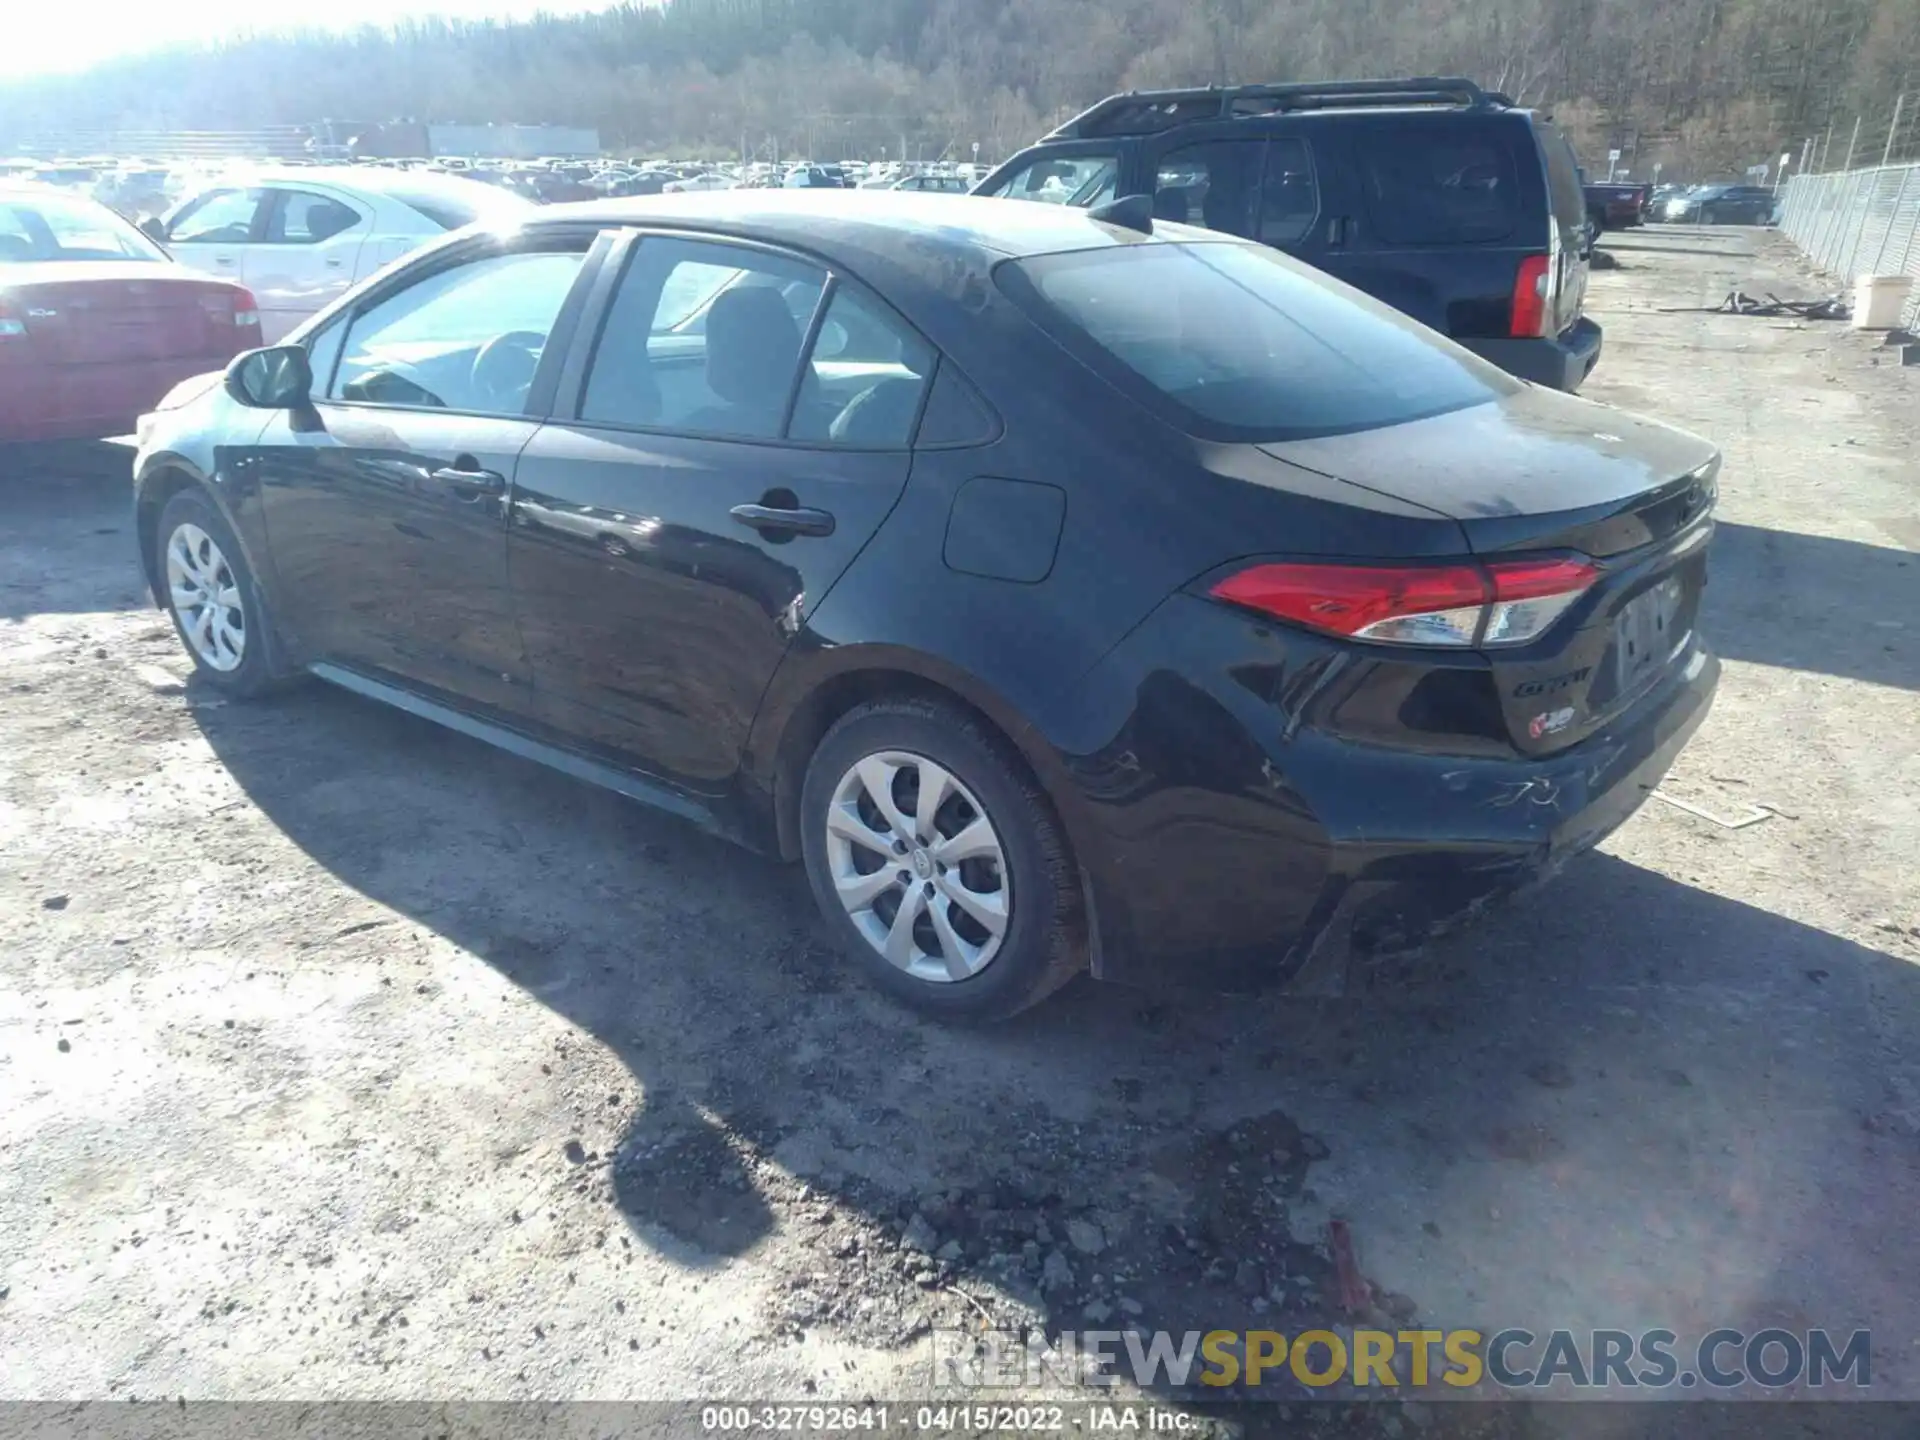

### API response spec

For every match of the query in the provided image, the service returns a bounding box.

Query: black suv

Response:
[976,77,1601,391]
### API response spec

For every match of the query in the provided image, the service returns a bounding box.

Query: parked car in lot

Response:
[977,77,1602,391]
[1,187,260,442]
[1662,184,1777,225]
[133,190,1718,1018]
[1583,180,1649,232]
[152,169,532,341]
[892,173,971,193]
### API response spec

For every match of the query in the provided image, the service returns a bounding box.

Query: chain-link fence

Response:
[1778,164,1920,328]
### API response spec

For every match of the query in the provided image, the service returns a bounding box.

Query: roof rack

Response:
[1047,77,1513,141]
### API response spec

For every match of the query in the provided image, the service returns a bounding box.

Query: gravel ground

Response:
[1,227,1916,1431]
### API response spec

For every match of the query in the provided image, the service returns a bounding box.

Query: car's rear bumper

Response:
[1052,594,1716,993]
[0,353,239,444]
[1462,316,1602,392]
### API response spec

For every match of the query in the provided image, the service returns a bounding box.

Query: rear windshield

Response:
[389,186,525,231]
[0,195,164,263]
[1357,126,1519,245]
[999,242,1515,443]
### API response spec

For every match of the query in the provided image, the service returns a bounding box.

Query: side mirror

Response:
[225,345,313,409]
[138,216,168,244]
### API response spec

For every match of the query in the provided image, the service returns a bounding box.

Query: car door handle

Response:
[430,463,506,500]
[729,503,835,537]
[214,256,236,266]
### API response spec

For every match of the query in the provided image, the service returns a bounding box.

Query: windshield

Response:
[999,241,1517,442]
[0,194,165,263]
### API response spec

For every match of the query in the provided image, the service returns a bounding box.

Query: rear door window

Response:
[1357,129,1518,245]
[266,190,363,244]
[579,237,827,440]
[1151,140,1264,235]
[786,285,935,447]
[1258,138,1320,245]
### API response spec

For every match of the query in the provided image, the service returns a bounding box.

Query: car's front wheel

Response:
[155,488,287,698]
[799,697,1084,1021]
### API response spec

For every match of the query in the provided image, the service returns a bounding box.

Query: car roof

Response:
[541,189,1207,263]
[192,167,516,202]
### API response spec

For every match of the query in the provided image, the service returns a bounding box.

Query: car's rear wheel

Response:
[155,488,286,698]
[799,697,1083,1021]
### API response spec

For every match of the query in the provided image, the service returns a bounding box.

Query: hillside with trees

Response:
[2,0,1915,178]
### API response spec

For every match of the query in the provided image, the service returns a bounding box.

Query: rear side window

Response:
[269,190,361,244]
[1357,128,1518,245]
[1536,124,1588,232]
[1000,242,1515,443]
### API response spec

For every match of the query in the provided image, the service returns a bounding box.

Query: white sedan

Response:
[153,168,533,341]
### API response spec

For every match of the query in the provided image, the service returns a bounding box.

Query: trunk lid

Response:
[0,261,249,365]
[1261,388,1719,754]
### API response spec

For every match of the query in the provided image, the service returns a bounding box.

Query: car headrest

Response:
[705,286,802,405]
[829,377,923,446]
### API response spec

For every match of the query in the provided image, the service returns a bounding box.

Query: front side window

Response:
[0,197,162,263]
[981,152,1119,208]
[168,188,265,245]
[330,248,585,413]
[269,190,362,244]
[1000,241,1516,443]
[580,238,826,440]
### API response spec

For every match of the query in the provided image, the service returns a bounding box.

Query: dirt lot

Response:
[2,227,1917,1427]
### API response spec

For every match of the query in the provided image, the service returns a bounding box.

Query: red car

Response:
[1,188,261,442]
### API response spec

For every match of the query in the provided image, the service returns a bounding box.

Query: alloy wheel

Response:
[823,750,1011,983]
[165,522,246,672]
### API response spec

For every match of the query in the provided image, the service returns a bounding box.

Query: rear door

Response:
[507,230,932,787]
[160,187,266,289]
[244,185,371,341]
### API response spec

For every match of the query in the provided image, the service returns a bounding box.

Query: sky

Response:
[2,0,620,78]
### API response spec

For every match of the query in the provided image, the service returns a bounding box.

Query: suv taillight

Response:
[1210,557,1599,648]
[1510,254,1552,338]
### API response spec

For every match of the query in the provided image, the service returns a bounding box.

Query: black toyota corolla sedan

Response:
[133,190,1719,1020]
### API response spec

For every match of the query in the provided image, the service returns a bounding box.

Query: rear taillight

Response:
[0,298,25,339]
[1209,557,1599,649]
[1510,254,1552,338]
[202,287,260,329]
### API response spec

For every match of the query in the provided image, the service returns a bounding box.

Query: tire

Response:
[153,487,290,698]
[799,696,1084,1021]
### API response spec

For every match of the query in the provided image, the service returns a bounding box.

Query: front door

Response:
[161,186,266,290]
[509,233,933,787]
[252,238,593,714]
